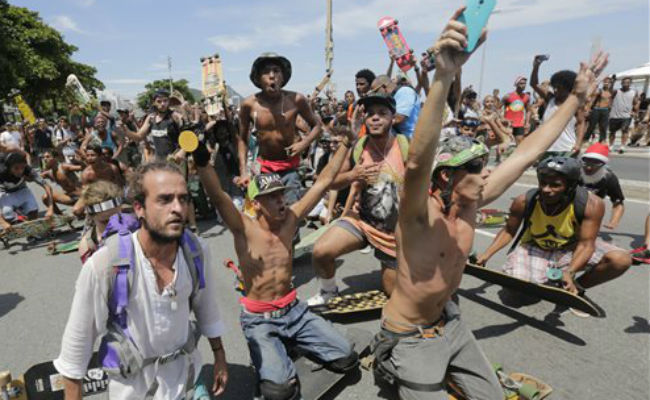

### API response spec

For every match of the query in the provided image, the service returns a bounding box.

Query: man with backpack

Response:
[55,162,227,399]
[476,156,631,300]
[308,93,409,305]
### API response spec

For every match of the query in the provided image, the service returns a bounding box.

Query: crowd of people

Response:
[1,6,648,400]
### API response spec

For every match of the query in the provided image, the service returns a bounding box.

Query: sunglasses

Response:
[582,158,605,167]
[459,158,486,174]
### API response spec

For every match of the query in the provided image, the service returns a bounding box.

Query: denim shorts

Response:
[0,187,39,221]
[240,300,352,384]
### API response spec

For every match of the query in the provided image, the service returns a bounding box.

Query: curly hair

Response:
[129,161,183,205]
[355,69,376,85]
[550,70,577,92]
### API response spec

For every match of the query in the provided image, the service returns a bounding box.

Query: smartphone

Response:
[535,54,550,62]
[458,0,496,53]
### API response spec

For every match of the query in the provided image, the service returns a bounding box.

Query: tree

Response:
[0,1,103,118]
[136,79,197,111]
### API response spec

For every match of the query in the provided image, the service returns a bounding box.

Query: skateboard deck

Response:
[309,289,387,316]
[463,263,601,317]
[47,239,80,255]
[447,363,552,400]
[201,54,226,116]
[65,74,93,108]
[0,215,76,247]
[1,353,107,400]
[295,327,372,400]
[294,221,335,259]
[377,16,414,72]
[476,208,509,228]
[310,70,333,99]
[12,92,36,125]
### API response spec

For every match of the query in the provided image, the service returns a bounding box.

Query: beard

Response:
[581,166,607,185]
[140,216,183,244]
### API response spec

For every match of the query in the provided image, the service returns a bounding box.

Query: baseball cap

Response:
[357,93,396,114]
[247,173,286,200]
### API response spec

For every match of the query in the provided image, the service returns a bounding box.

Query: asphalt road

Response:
[608,152,650,182]
[0,181,648,399]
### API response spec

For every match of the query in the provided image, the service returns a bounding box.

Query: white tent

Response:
[615,62,650,93]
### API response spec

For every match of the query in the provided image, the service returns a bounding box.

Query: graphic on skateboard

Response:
[463,263,601,317]
[10,91,36,125]
[448,363,552,400]
[1,353,107,400]
[0,215,76,247]
[294,328,372,400]
[377,16,414,72]
[476,208,509,228]
[201,54,227,116]
[47,240,80,255]
[65,74,93,108]
[309,290,387,316]
[294,221,335,259]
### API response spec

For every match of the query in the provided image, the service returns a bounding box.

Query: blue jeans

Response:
[278,169,302,205]
[240,301,352,384]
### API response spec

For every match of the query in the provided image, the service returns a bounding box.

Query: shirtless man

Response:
[370,9,608,399]
[586,76,614,143]
[40,149,83,208]
[236,53,322,205]
[193,127,357,400]
[80,144,123,187]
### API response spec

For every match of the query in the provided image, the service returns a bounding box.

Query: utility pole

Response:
[168,56,173,93]
[325,0,335,93]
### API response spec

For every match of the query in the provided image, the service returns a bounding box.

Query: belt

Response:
[381,314,447,339]
[242,299,299,319]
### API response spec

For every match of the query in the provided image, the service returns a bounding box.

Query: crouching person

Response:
[55,161,228,399]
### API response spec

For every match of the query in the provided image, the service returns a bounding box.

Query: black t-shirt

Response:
[34,128,53,149]
[580,168,624,204]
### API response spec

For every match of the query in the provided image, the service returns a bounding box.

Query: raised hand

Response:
[430,7,487,75]
[572,51,609,104]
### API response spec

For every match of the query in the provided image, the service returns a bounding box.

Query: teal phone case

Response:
[458,0,496,52]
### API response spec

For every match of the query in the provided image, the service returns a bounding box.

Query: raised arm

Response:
[121,114,151,142]
[481,52,609,206]
[530,56,552,102]
[401,7,485,221]
[235,99,253,188]
[291,132,353,220]
[285,93,323,157]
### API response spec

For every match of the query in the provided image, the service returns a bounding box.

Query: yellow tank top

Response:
[521,201,578,250]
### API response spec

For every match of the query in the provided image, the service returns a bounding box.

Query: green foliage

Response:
[0,1,103,117]
[136,79,196,111]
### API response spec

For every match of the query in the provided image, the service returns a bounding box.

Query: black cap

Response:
[247,173,287,200]
[250,52,292,89]
[357,93,396,114]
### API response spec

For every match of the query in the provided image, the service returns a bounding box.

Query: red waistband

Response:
[258,155,300,173]
[240,289,298,313]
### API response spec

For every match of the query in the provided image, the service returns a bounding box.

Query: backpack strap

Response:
[180,230,205,308]
[104,231,135,336]
[507,189,539,254]
[352,135,368,165]
[573,186,589,225]
[395,134,409,164]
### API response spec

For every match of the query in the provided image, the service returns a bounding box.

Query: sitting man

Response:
[477,157,631,307]
[0,151,55,230]
[579,143,625,230]
[195,126,358,400]
[40,149,83,210]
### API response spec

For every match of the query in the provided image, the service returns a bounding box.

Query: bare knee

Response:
[312,240,336,263]
[604,250,632,272]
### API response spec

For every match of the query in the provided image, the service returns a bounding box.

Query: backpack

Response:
[508,186,589,254]
[97,225,206,383]
[352,134,409,166]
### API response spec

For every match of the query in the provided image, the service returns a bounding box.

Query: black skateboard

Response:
[463,263,601,317]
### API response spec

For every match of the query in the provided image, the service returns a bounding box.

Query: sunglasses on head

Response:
[461,119,480,128]
[459,157,485,174]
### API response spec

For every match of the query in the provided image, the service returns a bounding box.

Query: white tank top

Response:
[543,98,576,152]
[610,89,636,119]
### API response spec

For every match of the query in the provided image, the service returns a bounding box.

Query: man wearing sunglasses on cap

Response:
[370,7,609,398]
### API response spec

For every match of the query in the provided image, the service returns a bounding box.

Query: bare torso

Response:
[247,91,301,161]
[55,165,81,195]
[596,89,613,109]
[234,214,298,301]
[383,196,477,325]
[81,163,122,186]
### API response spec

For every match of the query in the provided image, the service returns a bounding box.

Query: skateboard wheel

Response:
[517,382,540,400]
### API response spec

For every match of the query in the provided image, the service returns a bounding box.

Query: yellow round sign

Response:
[178,130,199,152]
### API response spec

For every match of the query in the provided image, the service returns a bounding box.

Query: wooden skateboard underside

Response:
[309,290,387,315]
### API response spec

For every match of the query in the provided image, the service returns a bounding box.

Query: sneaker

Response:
[360,246,372,254]
[630,245,648,255]
[569,307,591,318]
[632,249,650,264]
[618,146,625,154]
[307,289,339,306]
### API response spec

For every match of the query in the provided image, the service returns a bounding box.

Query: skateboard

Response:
[293,221,335,259]
[65,74,93,109]
[47,240,80,255]
[11,91,36,125]
[310,70,333,99]
[294,327,372,400]
[377,16,414,72]
[463,263,601,317]
[448,363,552,400]
[309,289,387,316]
[0,353,108,400]
[201,54,227,116]
[476,208,509,228]
[0,215,76,248]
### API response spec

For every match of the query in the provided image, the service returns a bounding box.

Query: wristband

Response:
[211,343,223,352]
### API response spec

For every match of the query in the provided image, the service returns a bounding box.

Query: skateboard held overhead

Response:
[201,54,227,116]
[463,263,601,317]
[377,16,414,72]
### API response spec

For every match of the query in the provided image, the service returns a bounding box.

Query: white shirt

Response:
[543,98,577,152]
[54,231,225,399]
[0,130,22,149]
[610,89,636,119]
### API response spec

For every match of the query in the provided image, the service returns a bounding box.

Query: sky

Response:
[10,0,649,102]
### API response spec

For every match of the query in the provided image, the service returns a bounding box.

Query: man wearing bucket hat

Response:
[502,75,530,144]
[192,125,358,400]
[370,7,610,398]
[580,142,625,229]
[235,52,322,205]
